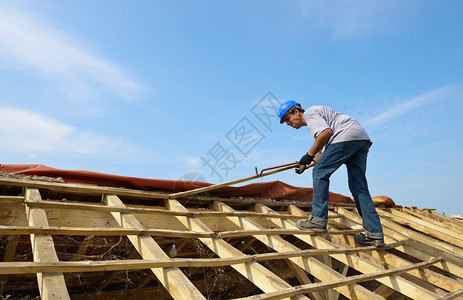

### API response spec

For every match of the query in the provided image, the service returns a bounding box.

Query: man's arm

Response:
[307,128,332,157]
[295,128,332,174]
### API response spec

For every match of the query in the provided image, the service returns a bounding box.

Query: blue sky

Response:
[1,0,462,215]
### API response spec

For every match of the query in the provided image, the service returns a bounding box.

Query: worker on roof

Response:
[278,101,384,247]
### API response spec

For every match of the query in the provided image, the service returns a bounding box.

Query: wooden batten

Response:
[0,176,461,299]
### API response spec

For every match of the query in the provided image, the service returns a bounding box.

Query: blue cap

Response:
[278,100,300,124]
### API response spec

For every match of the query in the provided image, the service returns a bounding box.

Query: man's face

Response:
[283,109,305,129]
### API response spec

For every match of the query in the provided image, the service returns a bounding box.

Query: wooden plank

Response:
[263,204,442,299]
[0,224,361,239]
[0,235,20,295]
[0,242,408,275]
[104,195,205,299]
[375,208,463,255]
[0,225,214,238]
[416,208,463,229]
[166,199,309,300]
[219,228,360,238]
[25,199,325,220]
[1,235,20,262]
[215,201,382,300]
[386,208,463,247]
[0,176,169,199]
[71,236,92,261]
[360,237,463,293]
[337,207,463,271]
[0,175,354,209]
[347,236,454,296]
[0,196,24,203]
[333,209,463,294]
[285,260,324,300]
[441,287,463,300]
[96,247,139,292]
[25,188,70,300]
[373,284,396,298]
[403,208,463,234]
[332,264,350,300]
[236,257,444,300]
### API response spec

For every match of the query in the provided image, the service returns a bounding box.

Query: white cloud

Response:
[362,85,463,128]
[0,106,138,157]
[185,157,201,167]
[300,0,414,39]
[0,3,145,100]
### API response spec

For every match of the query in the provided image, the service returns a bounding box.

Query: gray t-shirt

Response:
[303,105,370,152]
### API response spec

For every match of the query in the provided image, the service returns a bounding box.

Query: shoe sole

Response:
[296,225,327,232]
[354,235,385,247]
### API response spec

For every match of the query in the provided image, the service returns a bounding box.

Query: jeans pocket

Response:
[340,141,364,156]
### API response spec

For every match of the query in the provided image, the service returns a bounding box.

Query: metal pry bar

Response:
[255,162,299,176]
[168,162,300,199]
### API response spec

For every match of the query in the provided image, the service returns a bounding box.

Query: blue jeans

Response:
[309,140,383,239]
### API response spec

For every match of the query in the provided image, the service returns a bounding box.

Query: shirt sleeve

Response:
[303,110,330,138]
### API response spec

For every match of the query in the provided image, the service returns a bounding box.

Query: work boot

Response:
[354,233,385,247]
[296,219,327,232]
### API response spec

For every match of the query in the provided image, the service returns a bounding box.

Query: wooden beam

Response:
[403,208,463,234]
[0,176,169,199]
[104,194,205,300]
[25,188,70,300]
[0,225,214,238]
[0,235,20,295]
[337,207,463,273]
[0,241,407,275]
[0,224,362,240]
[266,204,442,299]
[386,208,463,247]
[332,264,350,300]
[373,284,396,298]
[361,237,463,293]
[215,201,382,300]
[0,195,24,203]
[0,174,356,209]
[71,236,92,261]
[218,228,360,238]
[236,257,444,300]
[375,208,463,256]
[25,199,329,220]
[331,209,462,294]
[96,246,139,292]
[411,208,463,229]
[165,199,310,300]
[286,260,324,300]
[441,287,463,300]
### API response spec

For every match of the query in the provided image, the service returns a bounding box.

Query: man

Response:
[278,100,384,247]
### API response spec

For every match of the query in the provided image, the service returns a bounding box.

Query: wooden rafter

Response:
[330,209,463,294]
[265,204,443,299]
[25,188,70,300]
[216,201,383,300]
[337,207,463,272]
[166,198,310,300]
[0,176,462,298]
[236,257,444,300]
[104,194,205,300]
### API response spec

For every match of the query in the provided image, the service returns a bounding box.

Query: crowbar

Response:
[168,162,300,199]
[255,162,299,176]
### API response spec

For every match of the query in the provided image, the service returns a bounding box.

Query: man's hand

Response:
[295,164,307,174]
[299,153,313,165]
[295,153,314,174]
